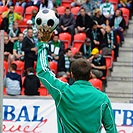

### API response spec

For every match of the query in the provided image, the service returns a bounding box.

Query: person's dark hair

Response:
[73,52,85,59]
[65,7,71,10]
[26,67,35,73]
[65,48,71,54]
[8,3,15,8]
[42,0,48,8]
[10,63,17,71]
[54,34,59,37]
[80,7,86,12]
[70,58,91,81]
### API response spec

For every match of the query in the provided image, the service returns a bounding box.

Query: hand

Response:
[91,64,96,68]
[31,47,37,52]
[4,52,9,56]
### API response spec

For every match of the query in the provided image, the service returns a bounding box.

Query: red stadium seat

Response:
[109,0,118,11]
[89,78,103,91]
[71,6,80,19]
[72,33,86,50]
[58,77,68,82]
[0,6,8,15]
[17,18,28,32]
[39,82,48,96]
[12,60,24,76]
[62,0,71,7]
[116,35,120,45]
[71,47,79,56]
[59,32,72,49]
[4,61,8,76]
[56,6,66,16]
[24,6,38,20]
[14,6,24,16]
[21,76,26,95]
[49,61,57,74]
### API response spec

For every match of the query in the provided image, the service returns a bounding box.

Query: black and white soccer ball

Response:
[35,9,59,32]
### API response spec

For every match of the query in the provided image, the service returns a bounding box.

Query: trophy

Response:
[35,9,59,43]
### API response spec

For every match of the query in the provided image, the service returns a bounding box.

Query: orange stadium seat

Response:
[71,6,80,19]
[49,61,57,74]
[89,78,103,91]
[72,33,86,50]
[59,32,72,49]
[14,6,24,16]
[12,60,24,76]
[0,6,8,15]
[71,47,79,56]
[56,6,66,16]
[24,6,38,20]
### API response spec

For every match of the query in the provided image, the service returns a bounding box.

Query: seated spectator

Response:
[110,9,126,44]
[100,0,114,20]
[0,0,13,6]
[92,8,109,35]
[23,67,40,96]
[71,0,86,7]
[4,63,22,96]
[57,48,72,78]
[8,21,21,43]
[4,35,14,68]
[87,21,104,50]
[15,0,27,9]
[39,0,54,11]
[91,48,106,79]
[23,20,38,38]
[57,7,75,39]
[13,33,25,61]
[31,9,38,26]
[80,0,96,16]
[48,34,65,61]
[1,3,23,32]
[79,37,92,59]
[75,7,92,34]
[118,0,132,9]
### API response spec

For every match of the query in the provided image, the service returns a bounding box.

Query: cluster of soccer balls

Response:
[35,9,59,32]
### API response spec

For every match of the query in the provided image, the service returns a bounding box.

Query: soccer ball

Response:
[35,9,59,32]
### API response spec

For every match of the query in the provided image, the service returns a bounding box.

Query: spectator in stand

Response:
[4,35,14,68]
[48,34,65,61]
[4,63,22,96]
[91,48,106,79]
[1,3,23,32]
[31,9,38,26]
[118,0,132,9]
[75,7,92,34]
[8,21,21,43]
[57,48,72,78]
[13,33,25,61]
[15,0,27,9]
[80,0,96,16]
[71,0,86,7]
[0,0,13,6]
[87,21,104,50]
[22,28,37,76]
[79,37,92,59]
[23,20,38,38]
[110,9,126,44]
[26,0,41,7]
[92,8,109,35]
[57,7,75,40]
[23,67,40,96]
[100,0,114,20]
[39,0,54,11]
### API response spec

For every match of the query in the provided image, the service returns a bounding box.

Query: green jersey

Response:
[36,42,117,133]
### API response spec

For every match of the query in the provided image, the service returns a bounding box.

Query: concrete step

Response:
[113,61,133,67]
[108,97,132,103]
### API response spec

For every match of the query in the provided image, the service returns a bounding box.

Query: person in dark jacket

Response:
[23,67,40,95]
[4,63,22,95]
[22,28,37,75]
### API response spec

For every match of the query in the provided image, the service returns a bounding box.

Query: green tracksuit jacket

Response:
[36,42,117,133]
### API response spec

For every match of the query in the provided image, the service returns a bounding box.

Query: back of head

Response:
[70,58,91,81]
[10,63,17,71]
[26,67,35,74]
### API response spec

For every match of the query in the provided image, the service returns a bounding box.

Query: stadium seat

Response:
[17,18,28,32]
[72,33,86,50]
[116,35,120,45]
[89,78,103,91]
[24,6,38,20]
[56,6,66,16]
[119,8,130,27]
[39,82,48,96]
[62,0,72,7]
[49,61,57,74]
[4,60,8,76]
[59,32,72,49]
[71,6,80,19]
[21,76,26,95]
[109,0,118,11]
[71,47,79,56]
[0,6,8,15]
[14,6,24,16]
[12,60,24,76]
[58,77,68,82]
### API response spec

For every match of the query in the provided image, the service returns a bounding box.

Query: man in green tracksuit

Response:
[36,42,117,133]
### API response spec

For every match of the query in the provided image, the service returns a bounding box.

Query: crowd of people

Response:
[2,0,132,96]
